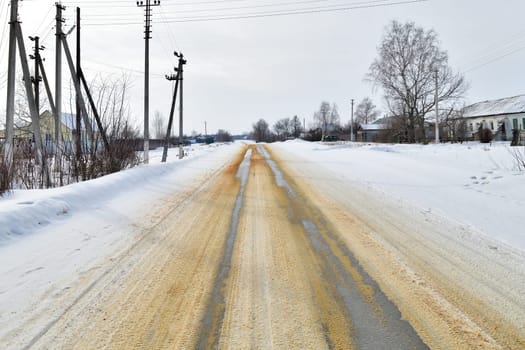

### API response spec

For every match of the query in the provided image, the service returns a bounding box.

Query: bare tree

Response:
[273,118,291,140]
[291,115,302,138]
[216,129,232,142]
[153,111,165,139]
[2,70,138,191]
[252,119,272,142]
[314,101,340,140]
[368,21,468,143]
[355,97,380,125]
[74,73,139,177]
[441,103,468,142]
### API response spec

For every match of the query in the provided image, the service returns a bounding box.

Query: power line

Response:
[78,0,398,17]
[81,0,429,25]
[34,4,55,35]
[83,58,165,78]
[456,27,525,74]
[463,44,525,74]
[158,5,181,54]
[39,22,56,46]
[63,0,248,6]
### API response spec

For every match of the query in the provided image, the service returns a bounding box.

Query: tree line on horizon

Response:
[250,97,380,143]
[252,19,472,144]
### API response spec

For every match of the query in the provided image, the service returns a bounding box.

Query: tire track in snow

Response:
[13,151,239,350]
[196,148,252,349]
[260,145,428,349]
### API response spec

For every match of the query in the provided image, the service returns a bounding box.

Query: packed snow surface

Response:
[273,140,525,252]
[0,143,244,334]
[1,139,524,346]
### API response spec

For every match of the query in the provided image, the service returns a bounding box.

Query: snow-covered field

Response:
[273,140,525,253]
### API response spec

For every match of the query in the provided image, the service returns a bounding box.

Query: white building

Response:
[461,94,525,140]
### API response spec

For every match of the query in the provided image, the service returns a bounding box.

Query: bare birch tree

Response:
[153,111,165,139]
[314,101,340,140]
[355,97,380,125]
[368,20,467,143]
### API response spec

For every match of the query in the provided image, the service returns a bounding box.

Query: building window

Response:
[490,121,494,130]
[522,118,525,130]
[469,123,473,131]
[513,119,518,130]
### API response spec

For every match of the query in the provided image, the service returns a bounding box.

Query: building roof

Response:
[360,124,387,131]
[39,111,91,130]
[463,94,525,118]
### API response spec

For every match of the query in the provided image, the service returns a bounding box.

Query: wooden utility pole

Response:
[136,0,160,164]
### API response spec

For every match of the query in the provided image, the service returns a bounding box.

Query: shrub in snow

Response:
[479,128,493,143]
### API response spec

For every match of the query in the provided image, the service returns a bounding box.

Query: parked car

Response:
[323,135,339,142]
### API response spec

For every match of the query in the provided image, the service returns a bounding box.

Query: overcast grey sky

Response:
[1,0,525,135]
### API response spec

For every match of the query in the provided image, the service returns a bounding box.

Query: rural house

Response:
[356,123,388,142]
[460,94,525,141]
[0,111,94,154]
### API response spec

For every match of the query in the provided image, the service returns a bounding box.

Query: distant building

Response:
[460,94,525,141]
[0,111,95,154]
[356,123,388,142]
[0,111,85,141]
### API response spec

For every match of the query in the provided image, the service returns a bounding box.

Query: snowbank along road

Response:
[3,143,525,349]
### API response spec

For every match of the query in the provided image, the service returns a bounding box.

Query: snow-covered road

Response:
[0,144,244,348]
[271,141,525,349]
[1,140,524,349]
